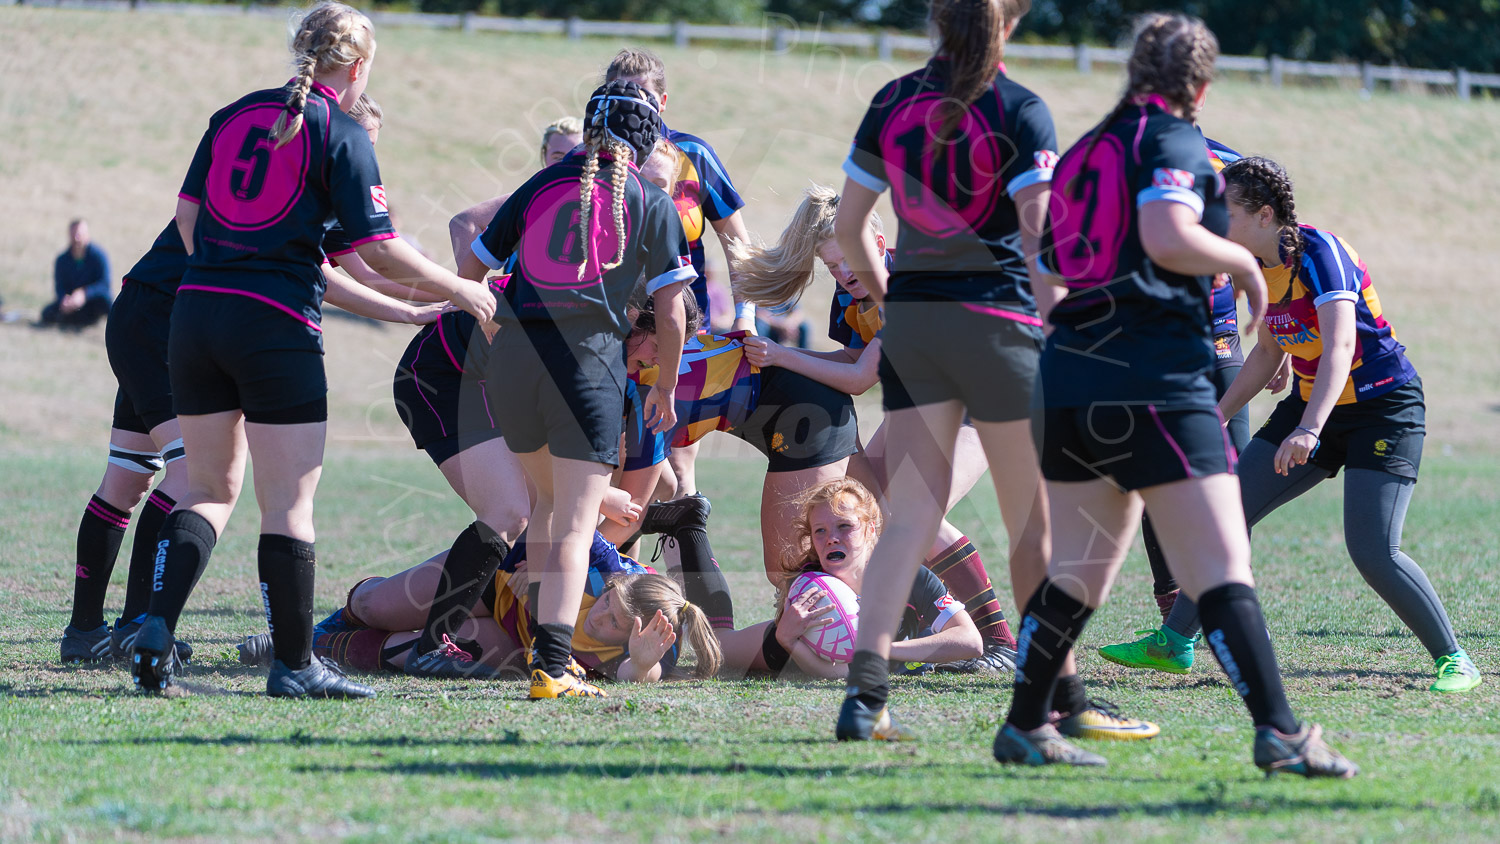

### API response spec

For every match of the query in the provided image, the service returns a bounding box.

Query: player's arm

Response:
[744,335,881,395]
[329,251,446,303]
[1275,298,1357,474]
[321,266,445,325]
[711,211,757,333]
[832,180,890,305]
[789,640,847,679]
[1219,323,1286,421]
[175,198,198,257]
[597,463,663,548]
[450,194,510,270]
[886,608,983,664]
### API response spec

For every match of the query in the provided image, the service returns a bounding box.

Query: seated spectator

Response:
[40,219,112,329]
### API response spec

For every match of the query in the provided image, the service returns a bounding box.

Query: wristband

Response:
[760,621,791,673]
[734,301,756,321]
[1293,426,1320,440]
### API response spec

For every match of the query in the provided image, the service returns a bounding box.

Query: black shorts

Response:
[879,300,1042,422]
[733,366,859,473]
[487,322,624,465]
[1254,376,1424,480]
[106,282,176,434]
[168,290,327,424]
[1036,403,1237,491]
[393,313,504,466]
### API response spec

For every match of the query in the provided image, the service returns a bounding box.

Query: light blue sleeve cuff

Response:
[644,265,698,295]
[1313,290,1359,308]
[1137,187,1205,220]
[842,157,889,193]
[1006,167,1053,196]
[470,235,504,271]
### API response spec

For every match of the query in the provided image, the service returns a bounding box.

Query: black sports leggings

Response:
[1160,438,1459,660]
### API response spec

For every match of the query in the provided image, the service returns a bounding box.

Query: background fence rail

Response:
[8,0,1499,101]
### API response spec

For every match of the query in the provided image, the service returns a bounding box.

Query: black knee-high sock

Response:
[70,496,131,630]
[1007,578,1095,731]
[258,535,317,670]
[415,521,511,656]
[147,509,217,632]
[673,526,734,630]
[533,622,575,678]
[845,649,889,711]
[1197,582,1298,734]
[118,489,175,625]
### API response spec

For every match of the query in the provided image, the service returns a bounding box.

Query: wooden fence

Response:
[10,0,1500,101]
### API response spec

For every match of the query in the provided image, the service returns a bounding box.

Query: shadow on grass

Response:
[1297,627,1500,641]
[63,733,680,750]
[816,794,1399,820]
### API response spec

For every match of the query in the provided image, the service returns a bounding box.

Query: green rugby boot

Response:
[1097,627,1196,674]
[1430,652,1482,693]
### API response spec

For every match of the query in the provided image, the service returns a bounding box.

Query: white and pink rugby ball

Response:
[787,571,860,663]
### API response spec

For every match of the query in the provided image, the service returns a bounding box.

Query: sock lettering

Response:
[1013,615,1039,684]
[152,539,169,592]
[1207,629,1249,697]
[260,582,275,633]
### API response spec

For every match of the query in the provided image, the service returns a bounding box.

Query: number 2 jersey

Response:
[1263,226,1416,404]
[1041,97,1228,408]
[843,60,1057,317]
[177,80,397,329]
[471,149,695,338]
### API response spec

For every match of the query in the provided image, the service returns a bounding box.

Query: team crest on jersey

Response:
[1033,150,1059,170]
[1152,168,1195,189]
[370,185,389,214]
[675,254,692,269]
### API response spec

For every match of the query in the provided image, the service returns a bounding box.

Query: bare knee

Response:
[96,466,154,512]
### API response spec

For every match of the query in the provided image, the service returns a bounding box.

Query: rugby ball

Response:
[787,571,860,663]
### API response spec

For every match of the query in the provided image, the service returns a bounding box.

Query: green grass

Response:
[4,450,1500,842]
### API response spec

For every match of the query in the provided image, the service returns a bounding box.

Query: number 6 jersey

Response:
[843,59,1058,316]
[177,79,398,328]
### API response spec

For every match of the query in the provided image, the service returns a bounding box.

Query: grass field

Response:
[3,6,1500,842]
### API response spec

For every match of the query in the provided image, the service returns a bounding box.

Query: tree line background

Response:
[395,0,1500,73]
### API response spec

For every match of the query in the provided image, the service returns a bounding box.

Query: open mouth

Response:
[825,550,845,562]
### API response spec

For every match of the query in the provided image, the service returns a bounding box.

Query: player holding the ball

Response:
[771,479,982,713]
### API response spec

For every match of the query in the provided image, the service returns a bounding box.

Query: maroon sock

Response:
[314,628,393,673]
[925,537,1016,649]
[341,576,383,629]
[1154,589,1180,623]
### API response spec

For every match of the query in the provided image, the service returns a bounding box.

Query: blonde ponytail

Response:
[575,148,601,280]
[606,139,631,272]
[734,185,883,309]
[612,573,723,680]
[272,2,375,149]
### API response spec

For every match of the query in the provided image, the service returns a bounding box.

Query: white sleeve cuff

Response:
[1006,167,1053,196]
[1137,187,1205,219]
[644,265,698,295]
[1313,289,1359,308]
[470,235,504,271]
[842,157,889,193]
[932,604,962,634]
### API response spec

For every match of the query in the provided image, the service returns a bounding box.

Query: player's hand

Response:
[644,385,677,434]
[61,288,87,314]
[449,278,496,324]
[1231,263,1268,337]
[407,303,449,325]
[742,335,783,368]
[1274,428,1319,475]
[1265,355,1292,394]
[629,610,677,666]
[600,488,643,526]
[776,588,833,649]
[1210,272,1232,290]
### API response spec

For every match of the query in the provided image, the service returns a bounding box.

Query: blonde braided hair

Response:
[272,2,375,149]
[575,135,638,281]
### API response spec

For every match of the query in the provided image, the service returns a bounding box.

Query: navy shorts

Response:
[1036,403,1237,491]
[168,290,327,424]
[106,281,176,434]
[733,366,859,473]
[393,312,504,466]
[879,300,1042,423]
[487,322,625,466]
[1255,376,1424,480]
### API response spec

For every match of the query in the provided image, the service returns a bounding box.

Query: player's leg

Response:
[994,476,1133,767]
[61,427,156,662]
[838,399,965,740]
[1343,468,1479,692]
[1141,473,1355,777]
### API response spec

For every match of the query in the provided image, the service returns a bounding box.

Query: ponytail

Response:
[577,80,664,282]
[733,185,884,309]
[272,2,375,149]
[611,573,723,680]
[928,0,1019,145]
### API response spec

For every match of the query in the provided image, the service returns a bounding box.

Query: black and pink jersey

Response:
[843,60,1057,315]
[121,220,188,295]
[177,80,398,328]
[1040,96,1227,408]
[471,150,695,338]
